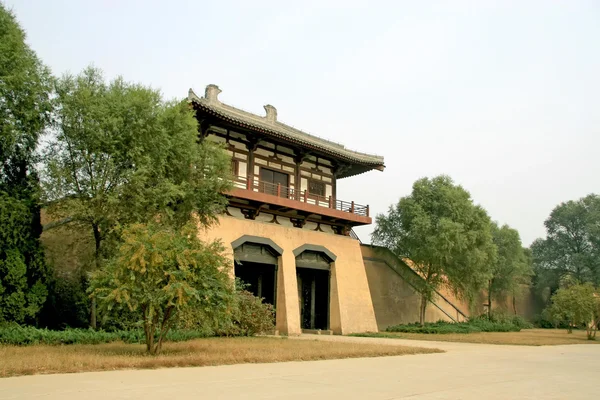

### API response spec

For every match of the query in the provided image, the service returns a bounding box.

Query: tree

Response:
[547,282,599,339]
[90,222,233,354]
[0,4,52,324]
[488,223,532,316]
[42,67,232,327]
[532,194,600,297]
[372,175,497,324]
[0,194,48,323]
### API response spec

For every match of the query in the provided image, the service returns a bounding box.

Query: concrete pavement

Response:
[1,335,598,399]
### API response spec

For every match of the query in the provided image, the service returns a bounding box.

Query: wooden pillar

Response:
[257,274,263,299]
[297,273,303,325]
[246,136,258,190]
[310,277,316,329]
[294,153,304,201]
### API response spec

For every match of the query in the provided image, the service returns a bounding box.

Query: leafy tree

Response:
[532,194,600,296]
[488,223,532,316]
[373,175,497,324]
[38,218,94,329]
[0,5,52,324]
[0,194,48,323]
[42,67,232,327]
[90,222,233,354]
[546,282,599,339]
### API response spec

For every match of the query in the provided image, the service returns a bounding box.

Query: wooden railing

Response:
[231,174,369,217]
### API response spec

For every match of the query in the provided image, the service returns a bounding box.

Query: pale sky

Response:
[8,0,600,245]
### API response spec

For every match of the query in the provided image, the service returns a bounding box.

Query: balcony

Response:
[227,175,371,226]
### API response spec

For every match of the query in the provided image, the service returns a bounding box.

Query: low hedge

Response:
[386,315,531,335]
[0,324,213,346]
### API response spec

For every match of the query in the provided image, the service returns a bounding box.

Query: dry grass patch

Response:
[355,329,600,346]
[0,336,441,377]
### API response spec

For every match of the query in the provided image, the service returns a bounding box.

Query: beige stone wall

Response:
[491,288,541,320]
[198,215,378,335]
[362,246,457,329]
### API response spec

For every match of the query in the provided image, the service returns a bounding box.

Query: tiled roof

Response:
[188,85,385,173]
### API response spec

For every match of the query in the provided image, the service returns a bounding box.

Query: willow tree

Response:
[0,5,53,323]
[488,223,532,315]
[373,175,496,324]
[532,194,600,296]
[43,67,232,327]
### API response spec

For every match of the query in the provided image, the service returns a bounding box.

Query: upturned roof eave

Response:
[188,88,385,173]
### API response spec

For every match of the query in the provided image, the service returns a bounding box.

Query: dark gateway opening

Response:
[234,261,276,305]
[297,268,329,330]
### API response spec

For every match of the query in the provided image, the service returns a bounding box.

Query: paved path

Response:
[1,335,598,399]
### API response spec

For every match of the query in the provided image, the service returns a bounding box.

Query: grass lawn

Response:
[0,336,441,378]
[352,329,600,346]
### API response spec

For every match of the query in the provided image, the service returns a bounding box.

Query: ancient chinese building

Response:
[189,85,385,335]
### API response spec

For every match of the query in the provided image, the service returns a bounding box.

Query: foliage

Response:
[38,273,90,330]
[0,194,48,323]
[373,175,497,324]
[42,67,232,327]
[0,323,212,346]
[43,67,232,242]
[1,288,275,346]
[545,282,599,339]
[228,289,275,336]
[176,279,275,337]
[38,220,94,329]
[0,4,52,325]
[1,4,52,187]
[385,318,524,334]
[90,222,233,354]
[473,311,533,329]
[532,311,571,330]
[488,223,532,313]
[531,194,600,296]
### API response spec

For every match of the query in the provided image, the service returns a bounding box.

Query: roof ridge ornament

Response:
[205,84,221,104]
[264,104,277,123]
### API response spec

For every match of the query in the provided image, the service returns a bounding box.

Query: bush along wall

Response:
[386,313,532,334]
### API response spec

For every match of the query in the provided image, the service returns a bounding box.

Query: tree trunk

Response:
[155,306,175,354]
[488,280,492,319]
[90,223,102,330]
[512,295,517,315]
[144,306,158,355]
[419,294,428,325]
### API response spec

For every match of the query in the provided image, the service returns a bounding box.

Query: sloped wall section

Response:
[361,245,541,331]
[361,245,465,330]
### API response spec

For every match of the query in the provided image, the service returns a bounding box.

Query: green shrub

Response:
[533,314,556,329]
[226,290,275,336]
[39,274,90,330]
[473,312,533,329]
[533,310,574,329]
[509,315,533,330]
[179,283,276,337]
[0,324,213,346]
[385,317,524,334]
[0,290,274,345]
